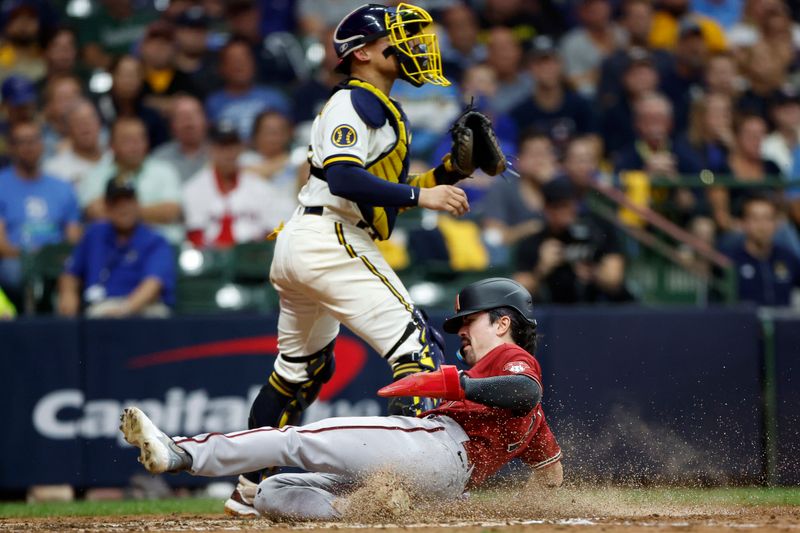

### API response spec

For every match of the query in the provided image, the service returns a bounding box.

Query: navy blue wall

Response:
[0,307,789,489]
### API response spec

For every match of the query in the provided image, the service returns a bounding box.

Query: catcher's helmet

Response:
[332,3,449,87]
[443,278,537,334]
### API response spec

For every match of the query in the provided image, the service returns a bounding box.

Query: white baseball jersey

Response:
[183,166,278,245]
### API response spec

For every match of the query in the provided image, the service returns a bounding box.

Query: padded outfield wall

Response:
[0,307,794,489]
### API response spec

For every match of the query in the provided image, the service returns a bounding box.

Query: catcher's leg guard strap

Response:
[244,340,336,482]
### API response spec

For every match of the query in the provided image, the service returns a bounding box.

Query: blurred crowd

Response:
[1,0,800,319]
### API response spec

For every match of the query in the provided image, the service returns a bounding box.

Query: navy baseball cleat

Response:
[120,407,192,474]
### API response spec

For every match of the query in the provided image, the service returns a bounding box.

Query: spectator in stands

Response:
[205,38,290,140]
[80,116,183,243]
[601,47,661,157]
[649,0,727,53]
[38,26,85,94]
[0,75,37,167]
[738,40,789,119]
[0,1,45,84]
[728,0,800,52]
[707,113,781,234]
[559,0,625,98]
[224,0,299,85]
[0,120,81,307]
[75,0,157,70]
[509,36,598,155]
[41,75,83,158]
[703,52,741,103]
[761,88,800,179]
[173,7,218,100]
[478,131,557,252]
[687,92,735,174]
[95,55,168,149]
[241,110,299,227]
[660,19,711,134]
[597,0,674,111]
[139,21,196,117]
[43,99,110,189]
[561,136,611,197]
[485,27,532,114]
[183,121,276,248]
[514,178,630,304]
[151,94,210,184]
[615,92,704,225]
[723,193,800,306]
[439,3,486,82]
[291,27,343,124]
[58,178,175,318]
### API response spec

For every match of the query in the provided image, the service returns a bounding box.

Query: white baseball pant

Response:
[269,209,425,382]
[175,415,472,519]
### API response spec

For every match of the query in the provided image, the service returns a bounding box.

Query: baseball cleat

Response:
[119,407,192,474]
[224,475,262,518]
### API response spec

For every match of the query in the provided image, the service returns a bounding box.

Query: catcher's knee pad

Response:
[249,339,336,430]
[386,309,446,417]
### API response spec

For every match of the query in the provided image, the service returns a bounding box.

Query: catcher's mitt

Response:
[449,106,508,177]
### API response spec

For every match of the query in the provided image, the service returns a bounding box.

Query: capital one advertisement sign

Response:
[2,317,394,488]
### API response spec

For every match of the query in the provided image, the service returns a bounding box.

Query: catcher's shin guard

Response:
[387,309,446,417]
[242,340,336,482]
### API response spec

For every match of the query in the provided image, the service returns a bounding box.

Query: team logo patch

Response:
[504,361,530,374]
[332,124,358,147]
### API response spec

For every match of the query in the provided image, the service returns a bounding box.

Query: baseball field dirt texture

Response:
[2,480,799,532]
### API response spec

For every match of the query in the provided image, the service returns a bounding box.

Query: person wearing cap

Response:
[118,277,562,521]
[173,6,218,100]
[600,47,660,157]
[0,1,45,84]
[648,0,727,53]
[514,178,630,303]
[139,20,196,116]
[0,120,81,309]
[58,177,175,318]
[0,74,37,167]
[183,120,276,248]
[559,0,626,99]
[80,116,183,243]
[659,17,712,135]
[508,35,598,155]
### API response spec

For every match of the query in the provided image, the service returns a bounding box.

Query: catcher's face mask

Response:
[384,3,450,87]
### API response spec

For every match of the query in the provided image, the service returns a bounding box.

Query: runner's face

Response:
[457,312,500,366]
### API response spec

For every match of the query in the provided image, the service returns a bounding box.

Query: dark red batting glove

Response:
[377,365,465,401]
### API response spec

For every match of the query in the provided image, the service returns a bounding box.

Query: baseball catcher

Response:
[121,278,562,520]
[225,2,509,517]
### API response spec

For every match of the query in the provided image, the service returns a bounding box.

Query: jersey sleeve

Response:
[493,345,542,388]
[316,93,370,169]
[518,414,562,469]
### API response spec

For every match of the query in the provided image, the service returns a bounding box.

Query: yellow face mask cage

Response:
[385,3,450,87]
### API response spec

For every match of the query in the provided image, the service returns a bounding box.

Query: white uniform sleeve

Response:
[315,92,370,169]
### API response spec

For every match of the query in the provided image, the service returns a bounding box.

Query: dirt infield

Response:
[2,508,799,533]
[2,485,800,533]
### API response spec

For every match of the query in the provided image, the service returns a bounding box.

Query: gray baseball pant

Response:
[175,414,472,519]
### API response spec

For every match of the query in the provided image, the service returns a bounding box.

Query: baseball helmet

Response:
[443,278,537,334]
[332,3,449,87]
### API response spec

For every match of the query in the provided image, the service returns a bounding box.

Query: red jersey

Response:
[429,343,561,486]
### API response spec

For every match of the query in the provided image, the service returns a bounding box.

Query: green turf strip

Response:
[3,488,800,519]
[0,498,221,518]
